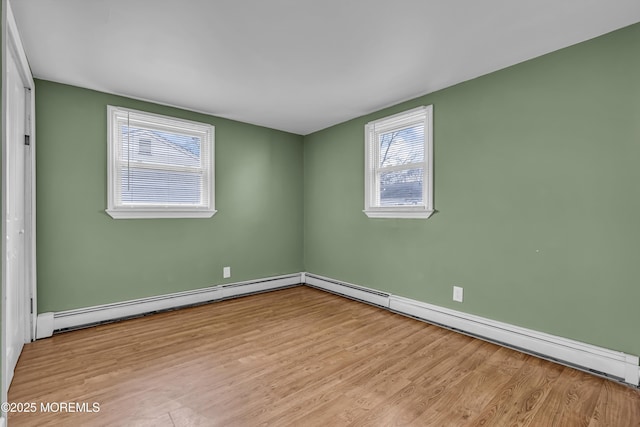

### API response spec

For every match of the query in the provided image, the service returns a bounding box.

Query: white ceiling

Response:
[11,0,640,135]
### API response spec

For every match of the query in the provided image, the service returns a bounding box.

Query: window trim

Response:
[106,106,216,219]
[363,105,434,219]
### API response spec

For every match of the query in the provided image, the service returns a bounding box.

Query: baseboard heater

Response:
[303,273,639,387]
[36,273,302,337]
[36,271,639,386]
[303,273,391,308]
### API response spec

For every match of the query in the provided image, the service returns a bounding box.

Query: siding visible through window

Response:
[106,106,216,219]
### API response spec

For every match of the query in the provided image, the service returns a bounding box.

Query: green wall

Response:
[36,80,304,312]
[303,23,640,355]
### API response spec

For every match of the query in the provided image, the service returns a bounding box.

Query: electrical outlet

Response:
[223,266,231,279]
[453,286,463,302]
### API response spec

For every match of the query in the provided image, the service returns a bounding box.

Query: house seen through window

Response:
[106,106,216,219]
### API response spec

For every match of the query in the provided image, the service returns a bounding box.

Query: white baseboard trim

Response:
[303,272,640,386]
[37,273,302,336]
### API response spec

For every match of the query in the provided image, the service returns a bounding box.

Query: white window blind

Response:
[364,106,434,219]
[106,106,216,219]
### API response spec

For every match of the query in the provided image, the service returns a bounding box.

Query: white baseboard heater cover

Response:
[304,273,390,308]
[37,273,302,335]
[304,273,639,386]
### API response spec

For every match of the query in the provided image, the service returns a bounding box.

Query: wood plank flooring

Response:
[7,286,640,426]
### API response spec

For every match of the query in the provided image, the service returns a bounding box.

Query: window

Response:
[106,106,216,219]
[364,106,434,219]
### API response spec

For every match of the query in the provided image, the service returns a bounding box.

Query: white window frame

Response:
[364,105,434,219]
[106,106,216,219]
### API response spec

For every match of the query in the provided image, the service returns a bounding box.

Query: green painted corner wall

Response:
[303,23,640,355]
[35,80,304,312]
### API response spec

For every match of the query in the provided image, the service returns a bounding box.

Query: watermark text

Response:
[1,401,100,413]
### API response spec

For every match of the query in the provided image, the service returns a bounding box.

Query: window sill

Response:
[363,209,434,219]
[106,209,217,219]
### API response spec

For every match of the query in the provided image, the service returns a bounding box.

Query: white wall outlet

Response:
[223,266,231,279]
[453,286,463,302]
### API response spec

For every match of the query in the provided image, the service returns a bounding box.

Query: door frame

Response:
[1,0,37,413]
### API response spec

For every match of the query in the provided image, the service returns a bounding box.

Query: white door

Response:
[4,33,31,389]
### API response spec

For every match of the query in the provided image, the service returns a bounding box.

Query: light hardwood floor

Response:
[7,286,640,426]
